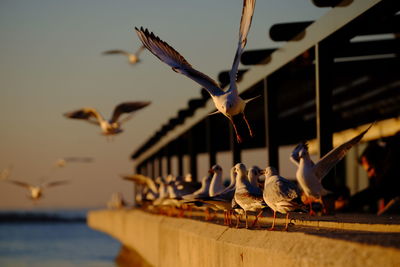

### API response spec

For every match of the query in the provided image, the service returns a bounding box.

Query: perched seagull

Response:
[199,166,237,225]
[64,101,150,137]
[263,167,304,231]
[248,165,263,188]
[290,123,373,214]
[209,164,224,197]
[102,45,145,65]
[135,0,257,143]
[233,163,266,228]
[6,179,69,202]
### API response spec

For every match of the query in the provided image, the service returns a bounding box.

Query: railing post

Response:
[264,77,279,171]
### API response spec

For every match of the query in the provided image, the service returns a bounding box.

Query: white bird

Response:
[6,179,69,202]
[209,164,224,197]
[233,163,266,228]
[135,0,257,143]
[263,167,303,231]
[290,123,373,214]
[0,165,12,180]
[102,45,145,65]
[56,157,93,167]
[196,166,237,225]
[248,165,263,188]
[64,101,150,137]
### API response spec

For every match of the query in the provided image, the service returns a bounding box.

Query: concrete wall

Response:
[88,209,400,267]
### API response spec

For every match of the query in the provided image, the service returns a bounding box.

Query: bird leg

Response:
[242,113,254,138]
[235,212,240,228]
[228,117,243,143]
[283,213,290,231]
[268,211,277,231]
[251,210,263,229]
[245,210,249,229]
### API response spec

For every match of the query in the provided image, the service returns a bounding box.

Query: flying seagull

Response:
[135,0,257,143]
[102,45,145,65]
[64,101,150,136]
[6,179,69,202]
[290,123,373,214]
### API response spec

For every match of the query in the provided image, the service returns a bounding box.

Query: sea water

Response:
[0,210,120,267]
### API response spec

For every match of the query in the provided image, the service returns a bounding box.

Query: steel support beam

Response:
[315,42,334,158]
[188,130,198,181]
[263,77,279,171]
[206,117,217,167]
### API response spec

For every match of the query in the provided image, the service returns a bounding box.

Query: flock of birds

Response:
[123,124,371,230]
[1,157,93,202]
[2,0,374,225]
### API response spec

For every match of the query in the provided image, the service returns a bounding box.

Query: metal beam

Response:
[188,130,198,181]
[230,125,241,165]
[263,77,279,170]
[315,41,334,158]
[206,117,217,167]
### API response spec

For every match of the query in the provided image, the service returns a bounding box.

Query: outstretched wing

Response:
[43,180,69,188]
[134,45,146,56]
[135,27,224,97]
[63,108,102,125]
[102,50,131,57]
[7,179,31,189]
[110,101,150,123]
[314,123,373,180]
[229,0,256,91]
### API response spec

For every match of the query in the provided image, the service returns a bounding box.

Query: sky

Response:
[0,0,328,209]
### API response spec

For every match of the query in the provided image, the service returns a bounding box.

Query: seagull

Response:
[233,163,267,228]
[6,179,69,202]
[262,167,304,231]
[290,123,373,214]
[209,164,224,197]
[135,0,257,143]
[196,166,237,225]
[102,45,145,65]
[56,157,93,167]
[64,101,150,137]
[248,165,263,188]
[0,165,12,180]
[121,174,159,203]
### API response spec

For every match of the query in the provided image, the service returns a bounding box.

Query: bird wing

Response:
[314,123,373,180]
[134,45,146,56]
[110,101,150,123]
[135,27,224,97]
[229,0,256,91]
[102,50,131,57]
[63,108,103,125]
[290,142,304,166]
[43,180,69,188]
[7,179,32,189]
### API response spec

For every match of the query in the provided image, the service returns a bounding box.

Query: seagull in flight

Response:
[64,101,150,137]
[135,0,257,143]
[290,123,373,214]
[102,45,146,65]
[6,179,69,202]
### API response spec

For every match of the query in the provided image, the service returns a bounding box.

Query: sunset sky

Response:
[0,0,327,209]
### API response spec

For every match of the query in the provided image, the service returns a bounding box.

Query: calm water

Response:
[0,210,121,267]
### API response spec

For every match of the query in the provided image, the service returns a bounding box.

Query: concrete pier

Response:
[88,209,400,267]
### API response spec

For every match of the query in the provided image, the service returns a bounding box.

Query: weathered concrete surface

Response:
[88,209,400,267]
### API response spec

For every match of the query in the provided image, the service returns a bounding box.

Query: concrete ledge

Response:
[88,209,400,267]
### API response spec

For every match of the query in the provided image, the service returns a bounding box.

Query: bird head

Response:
[263,166,278,178]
